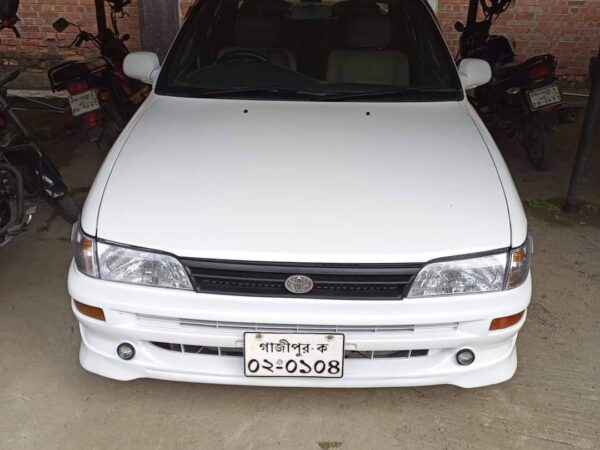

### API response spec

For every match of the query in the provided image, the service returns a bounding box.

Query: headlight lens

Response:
[407,253,508,298]
[97,242,193,290]
[71,222,192,290]
[408,237,532,298]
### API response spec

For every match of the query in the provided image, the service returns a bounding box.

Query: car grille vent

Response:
[150,342,429,359]
[136,314,460,334]
[180,259,422,300]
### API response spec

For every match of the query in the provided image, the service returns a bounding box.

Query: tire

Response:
[523,119,557,171]
[47,193,80,224]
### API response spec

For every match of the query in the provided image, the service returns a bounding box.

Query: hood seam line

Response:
[94,95,158,237]
[460,101,513,246]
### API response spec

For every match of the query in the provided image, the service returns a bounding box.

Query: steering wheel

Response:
[217,50,269,64]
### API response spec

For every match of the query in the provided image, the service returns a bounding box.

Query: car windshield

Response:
[157,0,463,101]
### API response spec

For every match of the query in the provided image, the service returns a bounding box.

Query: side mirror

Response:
[52,18,70,33]
[458,58,492,90]
[454,21,465,32]
[124,51,160,85]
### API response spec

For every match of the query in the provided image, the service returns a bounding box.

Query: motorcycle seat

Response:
[492,61,520,79]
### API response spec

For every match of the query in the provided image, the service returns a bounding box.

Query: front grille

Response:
[180,259,422,300]
[150,342,430,359]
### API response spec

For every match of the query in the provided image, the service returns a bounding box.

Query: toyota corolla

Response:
[68,0,532,388]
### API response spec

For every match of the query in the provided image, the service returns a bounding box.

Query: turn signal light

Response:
[490,311,525,330]
[74,300,105,321]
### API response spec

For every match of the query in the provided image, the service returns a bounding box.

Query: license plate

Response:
[69,89,101,117]
[527,84,561,110]
[244,333,345,378]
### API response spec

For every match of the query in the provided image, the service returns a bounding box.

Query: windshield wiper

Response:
[316,88,461,102]
[194,86,326,99]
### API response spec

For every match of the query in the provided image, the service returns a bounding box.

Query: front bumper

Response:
[68,263,531,388]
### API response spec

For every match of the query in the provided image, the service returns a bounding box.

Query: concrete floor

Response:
[0,115,599,450]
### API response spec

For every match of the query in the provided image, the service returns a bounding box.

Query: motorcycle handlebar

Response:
[0,70,21,88]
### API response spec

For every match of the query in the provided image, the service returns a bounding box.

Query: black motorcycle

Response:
[455,0,578,170]
[47,0,148,153]
[0,70,80,246]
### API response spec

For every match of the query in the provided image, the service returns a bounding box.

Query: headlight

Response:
[407,253,507,298]
[97,243,193,290]
[71,223,193,290]
[407,237,532,298]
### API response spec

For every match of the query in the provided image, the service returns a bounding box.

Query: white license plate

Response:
[527,84,561,109]
[69,89,101,117]
[244,333,345,378]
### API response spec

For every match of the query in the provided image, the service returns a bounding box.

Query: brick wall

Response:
[0,0,141,76]
[1,0,598,85]
[437,0,600,80]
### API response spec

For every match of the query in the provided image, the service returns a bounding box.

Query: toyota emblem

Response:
[285,275,314,294]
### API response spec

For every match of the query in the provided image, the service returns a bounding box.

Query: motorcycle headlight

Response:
[97,242,193,290]
[407,237,532,298]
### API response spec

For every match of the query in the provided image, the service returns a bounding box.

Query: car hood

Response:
[97,96,511,263]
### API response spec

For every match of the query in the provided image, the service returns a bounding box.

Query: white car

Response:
[68,0,532,388]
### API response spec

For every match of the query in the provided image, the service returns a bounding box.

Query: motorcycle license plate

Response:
[244,333,344,378]
[527,85,561,110]
[69,89,101,117]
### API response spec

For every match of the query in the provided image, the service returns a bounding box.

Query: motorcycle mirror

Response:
[52,18,70,33]
[122,33,130,41]
[454,21,465,32]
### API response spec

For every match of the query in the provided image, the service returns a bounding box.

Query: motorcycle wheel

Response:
[47,193,80,224]
[97,100,124,154]
[523,119,556,171]
[94,119,121,154]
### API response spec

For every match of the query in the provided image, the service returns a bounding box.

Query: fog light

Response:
[456,349,475,366]
[117,343,135,360]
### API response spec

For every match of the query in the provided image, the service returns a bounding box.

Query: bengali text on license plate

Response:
[244,333,345,378]
[69,89,101,117]
[527,85,561,109]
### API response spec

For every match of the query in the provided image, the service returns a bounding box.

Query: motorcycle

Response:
[455,0,578,170]
[1,1,79,246]
[47,0,148,153]
[0,70,80,246]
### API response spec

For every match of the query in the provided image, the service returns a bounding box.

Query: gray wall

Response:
[138,0,182,61]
